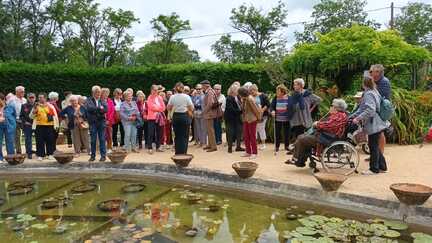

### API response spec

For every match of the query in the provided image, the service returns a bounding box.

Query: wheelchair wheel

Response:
[361,143,370,155]
[320,141,360,175]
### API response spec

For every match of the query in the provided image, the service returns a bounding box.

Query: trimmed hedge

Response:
[0,62,273,97]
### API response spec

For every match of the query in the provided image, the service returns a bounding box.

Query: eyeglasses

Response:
[28,97,36,99]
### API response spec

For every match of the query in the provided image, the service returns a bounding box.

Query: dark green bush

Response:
[0,62,273,97]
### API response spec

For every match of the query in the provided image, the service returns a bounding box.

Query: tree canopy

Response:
[134,41,199,65]
[395,2,432,51]
[150,12,191,64]
[295,0,379,43]
[212,1,288,63]
[0,0,139,66]
[284,25,431,93]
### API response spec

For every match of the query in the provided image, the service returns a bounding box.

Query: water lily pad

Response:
[298,218,319,228]
[412,232,432,243]
[309,215,329,223]
[383,229,401,238]
[295,226,317,236]
[383,220,408,231]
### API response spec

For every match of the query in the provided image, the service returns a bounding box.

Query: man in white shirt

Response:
[12,86,27,154]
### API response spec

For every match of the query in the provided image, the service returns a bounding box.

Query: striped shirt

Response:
[275,97,289,122]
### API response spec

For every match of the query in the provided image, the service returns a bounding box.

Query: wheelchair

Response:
[307,124,360,176]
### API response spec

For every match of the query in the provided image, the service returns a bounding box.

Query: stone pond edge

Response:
[0,161,431,227]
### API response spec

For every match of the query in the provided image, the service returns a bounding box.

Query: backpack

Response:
[378,96,395,121]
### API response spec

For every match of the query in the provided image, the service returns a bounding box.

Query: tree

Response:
[395,2,432,50]
[150,12,191,64]
[295,0,379,43]
[228,1,287,59]
[211,34,255,63]
[134,41,199,65]
[284,25,431,93]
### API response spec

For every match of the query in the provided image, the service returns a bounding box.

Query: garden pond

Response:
[0,174,431,243]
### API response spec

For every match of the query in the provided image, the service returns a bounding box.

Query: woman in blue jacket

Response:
[0,94,16,161]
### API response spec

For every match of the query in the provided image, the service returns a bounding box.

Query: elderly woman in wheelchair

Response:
[285,99,351,172]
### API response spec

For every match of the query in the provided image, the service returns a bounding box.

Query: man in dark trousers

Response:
[86,85,108,162]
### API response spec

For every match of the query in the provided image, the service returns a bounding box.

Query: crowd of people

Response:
[0,64,392,175]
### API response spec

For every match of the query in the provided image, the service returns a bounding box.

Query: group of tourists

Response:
[0,64,392,175]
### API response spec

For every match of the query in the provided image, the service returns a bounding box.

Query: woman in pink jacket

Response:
[146,85,166,154]
[102,88,115,153]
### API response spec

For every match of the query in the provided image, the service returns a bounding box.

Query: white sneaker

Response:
[48,155,54,160]
[259,144,266,150]
[361,170,377,175]
[249,154,257,159]
[37,157,43,161]
[241,153,250,157]
[107,149,112,154]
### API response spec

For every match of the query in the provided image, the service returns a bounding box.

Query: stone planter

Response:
[232,162,258,179]
[4,154,26,166]
[390,183,432,206]
[107,151,127,163]
[53,152,74,164]
[171,154,194,167]
[314,173,348,192]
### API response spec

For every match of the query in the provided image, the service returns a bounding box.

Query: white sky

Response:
[96,0,432,61]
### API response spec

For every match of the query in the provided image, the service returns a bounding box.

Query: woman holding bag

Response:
[238,87,261,159]
[60,95,89,157]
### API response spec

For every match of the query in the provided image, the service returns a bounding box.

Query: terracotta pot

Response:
[313,173,348,192]
[171,154,194,167]
[4,154,26,166]
[390,183,432,206]
[232,162,258,179]
[53,152,74,164]
[107,151,127,163]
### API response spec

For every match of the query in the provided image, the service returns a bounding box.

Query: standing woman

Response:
[224,84,244,153]
[120,90,141,153]
[270,84,291,153]
[290,78,322,139]
[167,82,194,155]
[351,76,389,175]
[146,85,166,154]
[101,88,115,153]
[250,84,270,150]
[239,87,261,159]
[31,93,59,161]
[59,95,89,157]
[192,84,206,147]
[136,91,147,150]
[48,92,61,151]
[112,88,125,148]
[0,94,16,162]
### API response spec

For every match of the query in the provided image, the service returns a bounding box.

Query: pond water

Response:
[0,174,430,243]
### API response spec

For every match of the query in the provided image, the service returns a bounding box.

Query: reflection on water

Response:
[0,176,430,243]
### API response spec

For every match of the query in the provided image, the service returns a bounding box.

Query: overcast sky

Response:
[96,0,431,61]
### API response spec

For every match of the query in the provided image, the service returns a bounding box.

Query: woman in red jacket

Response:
[102,88,115,153]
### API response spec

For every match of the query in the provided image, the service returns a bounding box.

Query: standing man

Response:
[369,64,392,154]
[85,85,108,162]
[201,80,220,152]
[20,93,36,159]
[12,86,27,154]
[213,84,226,145]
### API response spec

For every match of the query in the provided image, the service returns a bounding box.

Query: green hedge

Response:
[0,62,273,97]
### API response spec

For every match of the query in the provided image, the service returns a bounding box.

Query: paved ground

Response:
[21,142,432,208]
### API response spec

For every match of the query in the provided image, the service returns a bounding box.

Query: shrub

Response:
[0,62,273,97]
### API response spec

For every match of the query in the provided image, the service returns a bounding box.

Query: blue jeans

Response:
[0,124,15,160]
[214,118,222,144]
[90,122,106,158]
[23,125,34,157]
[123,122,137,151]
